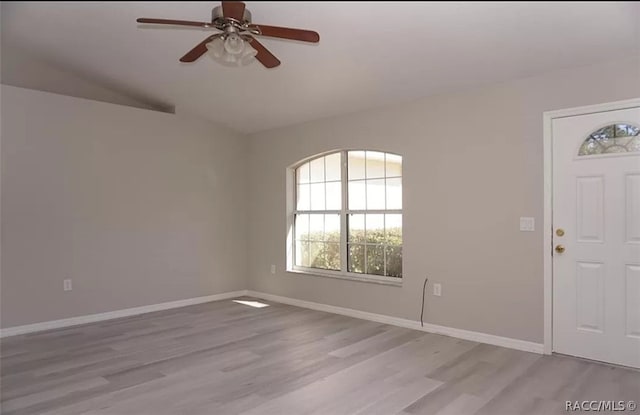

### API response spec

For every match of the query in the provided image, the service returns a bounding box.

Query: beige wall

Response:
[1,85,248,328]
[247,57,640,343]
[2,57,639,339]
[0,43,170,113]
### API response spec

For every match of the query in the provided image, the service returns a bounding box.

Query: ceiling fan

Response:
[136,1,319,68]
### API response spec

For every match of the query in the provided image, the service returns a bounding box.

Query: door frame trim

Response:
[542,98,640,354]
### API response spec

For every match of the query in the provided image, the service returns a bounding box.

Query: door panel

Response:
[576,176,604,243]
[627,265,640,338]
[575,262,605,333]
[553,106,640,368]
[626,174,640,243]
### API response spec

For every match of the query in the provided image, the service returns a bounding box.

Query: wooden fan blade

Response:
[251,24,319,43]
[222,1,246,21]
[248,37,281,68]
[180,35,216,62]
[137,18,211,28]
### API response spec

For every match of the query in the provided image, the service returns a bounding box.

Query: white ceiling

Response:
[2,1,639,134]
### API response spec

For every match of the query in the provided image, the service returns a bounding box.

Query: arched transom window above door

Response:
[578,123,640,156]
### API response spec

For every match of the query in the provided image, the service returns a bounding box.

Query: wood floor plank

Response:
[2,296,638,415]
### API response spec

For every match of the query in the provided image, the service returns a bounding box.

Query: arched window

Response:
[291,150,402,282]
[578,123,640,156]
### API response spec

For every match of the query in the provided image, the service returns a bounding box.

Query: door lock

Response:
[555,245,565,254]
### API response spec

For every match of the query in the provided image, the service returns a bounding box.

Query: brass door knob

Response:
[555,245,565,254]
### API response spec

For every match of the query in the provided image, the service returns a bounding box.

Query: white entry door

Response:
[553,106,640,368]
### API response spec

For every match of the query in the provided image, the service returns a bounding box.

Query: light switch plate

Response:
[520,217,535,231]
[270,264,276,274]
[63,279,72,291]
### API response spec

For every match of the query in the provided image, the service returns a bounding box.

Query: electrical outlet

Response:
[63,279,72,291]
[270,264,276,274]
[433,283,442,297]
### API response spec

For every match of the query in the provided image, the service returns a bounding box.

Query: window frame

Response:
[287,150,403,286]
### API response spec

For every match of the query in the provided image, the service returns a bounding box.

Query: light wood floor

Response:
[1,297,638,415]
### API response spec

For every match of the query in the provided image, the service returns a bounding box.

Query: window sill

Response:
[286,268,403,287]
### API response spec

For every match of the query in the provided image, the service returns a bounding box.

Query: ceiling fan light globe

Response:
[223,53,238,65]
[206,38,225,59]
[223,33,245,55]
[239,44,257,66]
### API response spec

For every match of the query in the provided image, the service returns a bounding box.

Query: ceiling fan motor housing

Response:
[212,5,252,26]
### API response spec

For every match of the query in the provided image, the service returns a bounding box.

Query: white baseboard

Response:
[0,290,248,338]
[246,290,544,354]
[1,289,544,354]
